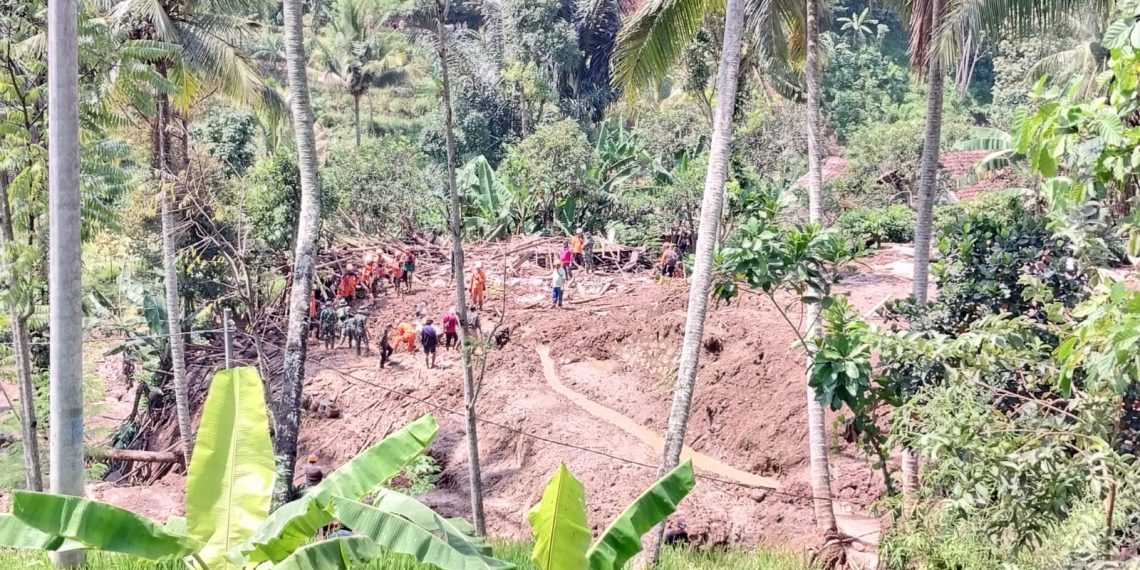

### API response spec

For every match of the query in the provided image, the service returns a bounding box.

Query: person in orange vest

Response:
[395,321,416,352]
[658,244,679,279]
[469,261,487,310]
[570,228,585,268]
[308,290,318,338]
[336,264,359,306]
[388,256,404,294]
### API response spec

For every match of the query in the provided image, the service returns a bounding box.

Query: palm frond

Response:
[611,0,724,97]
[108,0,179,42]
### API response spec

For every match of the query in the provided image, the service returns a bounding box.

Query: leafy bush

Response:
[498,119,597,233]
[190,106,260,177]
[822,39,909,143]
[835,205,915,245]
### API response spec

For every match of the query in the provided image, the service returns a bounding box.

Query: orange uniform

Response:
[336,272,358,298]
[571,235,584,254]
[396,322,416,352]
[469,269,487,307]
[309,292,317,318]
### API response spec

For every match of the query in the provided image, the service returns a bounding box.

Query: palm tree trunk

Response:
[645,0,746,563]
[47,0,85,563]
[804,0,837,532]
[275,0,324,509]
[0,173,44,492]
[905,0,945,502]
[436,0,486,534]
[353,94,361,148]
[155,92,194,467]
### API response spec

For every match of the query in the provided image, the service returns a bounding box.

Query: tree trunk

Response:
[905,0,945,503]
[0,173,44,492]
[353,94,361,148]
[47,0,85,563]
[156,92,194,467]
[804,0,837,533]
[436,0,486,535]
[275,0,323,509]
[644,0,746,563]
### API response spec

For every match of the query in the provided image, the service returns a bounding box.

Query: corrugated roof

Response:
[790,157,849,190]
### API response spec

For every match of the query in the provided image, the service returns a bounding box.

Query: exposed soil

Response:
[58,241,918,553]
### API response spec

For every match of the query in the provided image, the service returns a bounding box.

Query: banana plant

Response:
[0,367,507,569]
[527,461,695,570]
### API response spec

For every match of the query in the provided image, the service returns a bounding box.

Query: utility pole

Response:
[48,0,85,564]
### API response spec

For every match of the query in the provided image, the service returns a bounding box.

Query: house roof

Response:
[790,157,849,190]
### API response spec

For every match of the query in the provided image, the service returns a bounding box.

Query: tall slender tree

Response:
[274,0,324,508]
[643,0,746,563]
[435,0,487,534]
[803,0,837,533]
[47,0,85,564]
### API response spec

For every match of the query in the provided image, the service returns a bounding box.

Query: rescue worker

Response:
[378,325,394,368]
[659,243,679,279]
[420,318,439,369]
[571,229,585,267]
[336,264,359,307]
[344,310,369,356]
[319,301,338,350]
[441,307,459,350]
[582,230,596,274]
[551,260,567,308]
[400,250,416,293]
[469,261,487,310]
[309,290,318,338]
[559,242,574,280]
[297,454,324,496]
[388,255,404,294]
[396,321,417,352]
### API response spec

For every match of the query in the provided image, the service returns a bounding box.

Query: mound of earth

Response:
[80,241,917,550]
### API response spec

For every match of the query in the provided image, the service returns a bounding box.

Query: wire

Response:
[0,328,227,349]
[241,331,878,509]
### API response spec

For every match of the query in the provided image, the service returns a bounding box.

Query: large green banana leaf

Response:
[186,366,276,568]
[586,460,695,570]
[329,498,512,570]
[0,514,66,550]
[11,491,200,560]
[527,463,590,570]
[273,536,385,570]
[364,490,510,566]
[230,413,439,565]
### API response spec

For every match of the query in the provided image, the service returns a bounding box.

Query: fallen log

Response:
[86,448,183,464]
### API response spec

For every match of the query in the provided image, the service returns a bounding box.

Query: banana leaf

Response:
[366,489,506,562]
[527,463,590,570]
[329,498,513,570]
[230,413,439,565]
[586,460,695,570]
[186,366,276,568]
[11,492,200,560]
[0,514,66,550]
[273,536,385,570]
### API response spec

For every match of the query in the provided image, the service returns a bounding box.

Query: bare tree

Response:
[435,0,486,534]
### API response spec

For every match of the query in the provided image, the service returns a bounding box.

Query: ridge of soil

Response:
[75,241,916,550]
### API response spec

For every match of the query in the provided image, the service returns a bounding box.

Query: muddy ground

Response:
[77,242,917,550]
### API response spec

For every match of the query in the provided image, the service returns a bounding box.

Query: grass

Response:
[0,542,816,569]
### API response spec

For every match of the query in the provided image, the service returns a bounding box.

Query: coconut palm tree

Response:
[803,0,837,533]
[101,0,282,466]
[315,0,409,147]
[895,0,1112,503]
[634,0,748,563]
[274,0,324,508]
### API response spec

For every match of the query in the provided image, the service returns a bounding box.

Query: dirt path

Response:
[536,344,883,554]
[535,345,780,489]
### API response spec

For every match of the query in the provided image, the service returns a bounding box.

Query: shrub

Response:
[835,205,915,245]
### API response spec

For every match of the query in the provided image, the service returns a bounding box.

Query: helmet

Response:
[576,228,583,234]
[554,260,562,266]
[307,455,317,463]
[364,254,375,263]
[450,306,456,313]
[347,263,355,270]
[475,261,483,269]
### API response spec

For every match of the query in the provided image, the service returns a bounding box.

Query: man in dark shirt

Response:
[420,319,439,369]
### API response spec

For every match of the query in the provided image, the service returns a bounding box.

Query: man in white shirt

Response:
[551,261,567,308]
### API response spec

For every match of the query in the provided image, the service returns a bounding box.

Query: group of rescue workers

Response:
[309,230,683,367]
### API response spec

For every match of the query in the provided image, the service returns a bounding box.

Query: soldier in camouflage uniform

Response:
[319,301,339,350]
[343,310,370,356]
